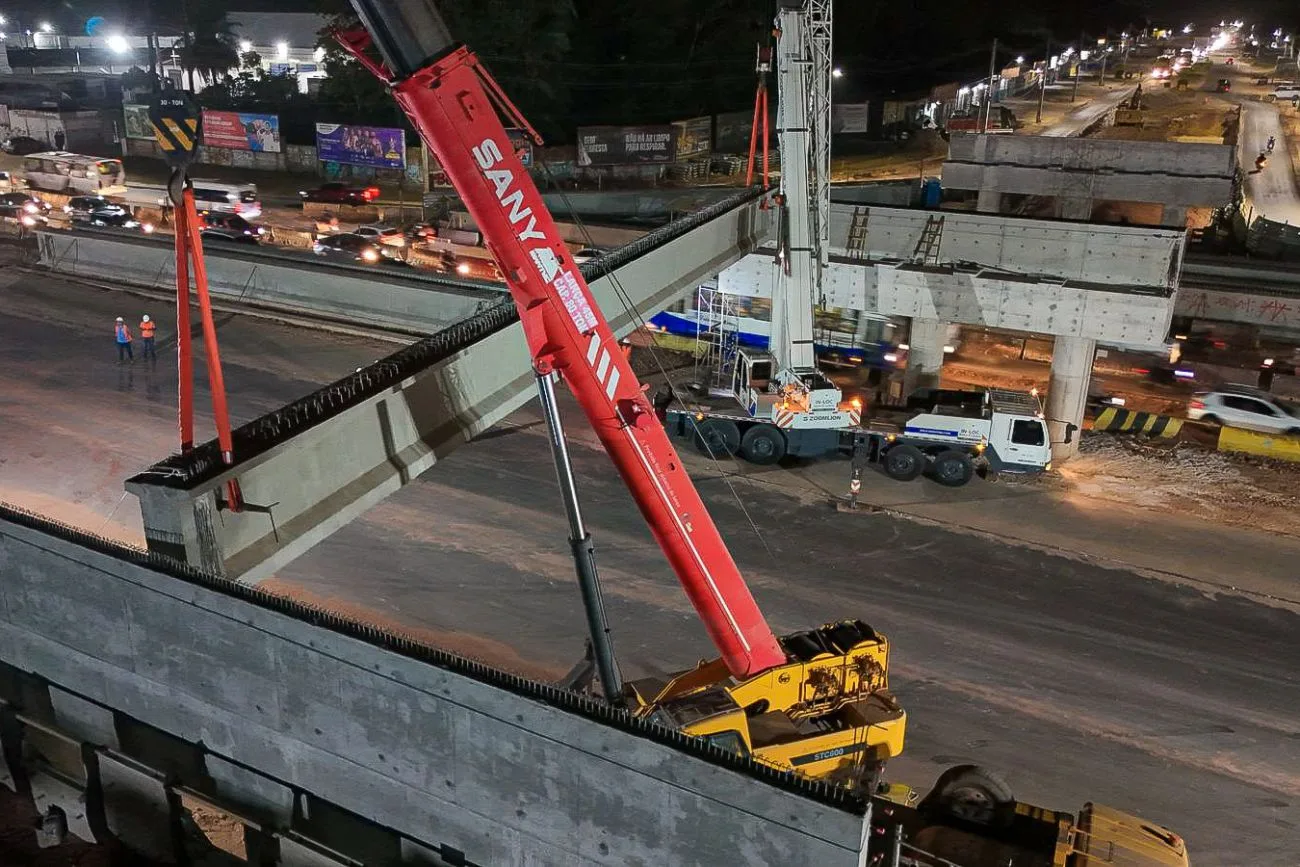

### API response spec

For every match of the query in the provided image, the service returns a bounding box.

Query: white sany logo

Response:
[472,137,546,244]
[530,248,561,283]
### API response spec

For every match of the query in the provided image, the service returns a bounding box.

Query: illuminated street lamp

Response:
[106,33,130,54]
[832,67,843,79]
[239,39,252,53]
[1015,55,1024,64]
[275,40,288,60]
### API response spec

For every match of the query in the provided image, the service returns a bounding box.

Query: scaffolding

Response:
[693,282,741,396]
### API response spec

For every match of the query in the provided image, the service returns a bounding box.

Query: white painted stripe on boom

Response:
[596,348,611,383]
[621,430,751,655]
[605,366,620,400]
[586,332,601,364]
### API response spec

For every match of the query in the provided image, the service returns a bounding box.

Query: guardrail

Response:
[35,226,505,335]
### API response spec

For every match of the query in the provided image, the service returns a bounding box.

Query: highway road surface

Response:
[1239,99,1300,226]
[1041,84,1139,137]
[2,260,1298,864]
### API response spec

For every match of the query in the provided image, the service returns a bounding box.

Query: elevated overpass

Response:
[1178,255,1300,333]
[720,202,1186,455]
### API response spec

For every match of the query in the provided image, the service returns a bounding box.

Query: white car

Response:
[1187,387,1300,435]
[355,224,407,254]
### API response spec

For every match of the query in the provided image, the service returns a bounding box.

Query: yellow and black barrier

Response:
[1217,426,1300,462]
[1093,407,1183,438]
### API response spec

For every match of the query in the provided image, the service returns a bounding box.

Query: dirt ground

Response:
[0,787,149,867]
[1090,83,1235,143]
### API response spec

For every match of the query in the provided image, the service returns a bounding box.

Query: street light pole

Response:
[982,37,998,133]
[1037,36,1050,123]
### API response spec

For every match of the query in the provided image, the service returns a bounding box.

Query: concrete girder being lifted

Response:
[127,190,773,582]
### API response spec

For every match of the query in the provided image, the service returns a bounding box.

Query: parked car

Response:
[1187,386,1300,434]
[64,195,115,221]
[299,183,380,206]
[1,135,47,155]
[0,191,51,225]
[354,223,406,255]
[198,211,265,243]
[312,232,386,264]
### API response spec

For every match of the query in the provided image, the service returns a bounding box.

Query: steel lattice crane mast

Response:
[337,0,905,787]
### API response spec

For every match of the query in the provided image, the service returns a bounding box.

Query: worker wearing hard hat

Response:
[139,314,157,361]
[114,316,133,362]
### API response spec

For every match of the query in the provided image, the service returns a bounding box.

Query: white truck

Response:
[664,386,1064,487]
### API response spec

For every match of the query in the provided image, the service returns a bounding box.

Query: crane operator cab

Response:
[625,619,906,789]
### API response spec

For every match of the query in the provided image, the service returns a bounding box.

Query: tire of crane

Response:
[693,418,741,457]
[931,449,975,487]
[739,424,787,465]
[922,764,1016,829]
[882,444,925,481]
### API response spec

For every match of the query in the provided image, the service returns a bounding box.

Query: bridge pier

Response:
[1047,335,1096,462]
[903,318,948,395]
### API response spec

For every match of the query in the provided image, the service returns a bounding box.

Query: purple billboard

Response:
[315,123,406,170]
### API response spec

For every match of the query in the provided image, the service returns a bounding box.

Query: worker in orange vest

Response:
[139,314,157,361]
[114,316,133,362]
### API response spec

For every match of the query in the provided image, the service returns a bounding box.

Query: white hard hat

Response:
[142,314,150,323]
[115,316,124,322]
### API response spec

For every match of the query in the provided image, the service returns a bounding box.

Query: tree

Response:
[177,2,241,91]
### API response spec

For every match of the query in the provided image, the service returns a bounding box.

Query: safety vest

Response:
[140,320,156,339]
[115,323,132,343]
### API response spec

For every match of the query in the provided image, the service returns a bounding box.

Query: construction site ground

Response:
[1089,80,1235,142]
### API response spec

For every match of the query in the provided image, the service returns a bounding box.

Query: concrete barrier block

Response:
[1217,425,1300,461]
[1093,407,1183,438]
[98,750,179,863]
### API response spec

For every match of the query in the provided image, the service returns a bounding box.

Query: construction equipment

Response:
[337,0,904,789]
[667,0,866,461]
[339,3,1189,862]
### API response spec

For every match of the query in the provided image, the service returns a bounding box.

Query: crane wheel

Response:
[930,450,975,487]
[739,425,787,464]
[694,418,741,457]
[921,764,1015,829]
[882,444,924,481]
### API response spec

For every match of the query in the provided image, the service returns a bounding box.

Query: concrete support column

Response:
[976,188,1003,214]
[903,318,947,395]
[1161,205,1188,228]
[1056,197,1093,221]
[1046,335,1096,462]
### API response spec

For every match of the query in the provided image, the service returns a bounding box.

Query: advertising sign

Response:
[316,123,406,169]
[201,110,281,153]
[672,116,712,159]
[832,102,870,133]
[123,104,154,140]
[576,125,675,166]
[506,127,534,168]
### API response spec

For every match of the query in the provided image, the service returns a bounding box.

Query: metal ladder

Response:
[912,214,945,267]
[845,207,870,259]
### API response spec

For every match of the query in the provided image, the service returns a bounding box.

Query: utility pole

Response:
[982,37,998,133]
[1071,32,1083,102]
[1036,36,1050,123]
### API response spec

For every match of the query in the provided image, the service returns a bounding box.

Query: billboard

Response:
[832,102,869,134]
[316,123,406,169]
[201,110,281,153]
[672,116,712,159]
[577,125,675,166]
[122,104,154,140]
